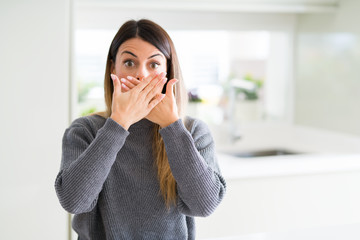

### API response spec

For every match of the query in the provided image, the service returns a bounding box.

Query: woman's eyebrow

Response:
[121,51,137,58]
[148,53,164,59]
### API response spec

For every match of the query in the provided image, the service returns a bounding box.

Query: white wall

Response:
[75,5,297,31]
[0,0,70,239]
[295,0,360,135]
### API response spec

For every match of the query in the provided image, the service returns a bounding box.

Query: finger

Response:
[148,94,166,110]
[165,78,179,97]
[111,74,121,94]
[134,72,159,92]
[142,72,166,95]
[146,77,167,102]
[120,77,136,89]
[126,76,141,86]
[120,84,128,93]
[121,83,130,92]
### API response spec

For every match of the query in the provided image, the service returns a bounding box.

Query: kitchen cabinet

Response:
[195,122,360,238]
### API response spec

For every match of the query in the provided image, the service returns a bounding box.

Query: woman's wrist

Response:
[110,114,131,130]
[159,116,180,128]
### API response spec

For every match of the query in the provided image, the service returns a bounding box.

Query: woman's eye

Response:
[124,60,135,67]
[150,62,160,69]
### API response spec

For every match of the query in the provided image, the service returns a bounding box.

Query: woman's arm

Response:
[159,118,226,217]
[54,117,129,214]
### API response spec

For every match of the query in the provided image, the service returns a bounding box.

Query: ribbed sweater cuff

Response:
[100,117,130,148]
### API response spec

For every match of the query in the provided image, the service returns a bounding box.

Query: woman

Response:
[55,19,226,240]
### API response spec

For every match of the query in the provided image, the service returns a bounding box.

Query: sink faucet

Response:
[227,78,257,143]
[227,81,242,143]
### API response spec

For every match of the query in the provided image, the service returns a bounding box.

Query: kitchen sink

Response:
[225,149,301,158]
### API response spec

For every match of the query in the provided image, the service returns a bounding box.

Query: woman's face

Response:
[111,38,167,80]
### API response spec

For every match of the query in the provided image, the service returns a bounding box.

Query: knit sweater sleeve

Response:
[54,117,129,214]
[159,118,226,217]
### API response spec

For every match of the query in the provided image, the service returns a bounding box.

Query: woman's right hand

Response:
[110,72,167,130]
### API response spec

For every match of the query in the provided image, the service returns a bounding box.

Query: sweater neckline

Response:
[130,118,156,129]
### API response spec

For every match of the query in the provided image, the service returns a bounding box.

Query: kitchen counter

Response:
[218,152,360,179]
[204,223,360,240]
[211,122,360,179]
[196,122,360,239]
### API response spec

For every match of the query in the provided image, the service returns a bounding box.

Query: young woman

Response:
[55,19,226,240]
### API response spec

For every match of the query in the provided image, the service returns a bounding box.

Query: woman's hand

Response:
[119,76,141,92]
[110,72,167,130]
[145,78,180,128]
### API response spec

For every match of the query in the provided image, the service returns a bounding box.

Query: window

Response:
[74,29,116,116]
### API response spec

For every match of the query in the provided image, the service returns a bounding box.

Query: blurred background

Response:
[1,0,360,239]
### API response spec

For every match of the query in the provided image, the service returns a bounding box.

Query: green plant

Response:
[243,73,264,89]
[81,106,97,116]
[227,73,264,100]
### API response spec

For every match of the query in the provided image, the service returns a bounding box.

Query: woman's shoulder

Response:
[68,113,107,132]
[184,116,211,135]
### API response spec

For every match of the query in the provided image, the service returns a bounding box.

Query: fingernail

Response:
[126,76,132,80]
[110,74,116,81]
[163,78,167,83]
[120,78,126,83]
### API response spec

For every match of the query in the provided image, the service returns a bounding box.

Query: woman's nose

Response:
[136,65,149,80]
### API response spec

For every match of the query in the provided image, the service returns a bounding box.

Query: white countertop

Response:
[218,152,360,179]
[212,122,360,179]
[204,223,360,240]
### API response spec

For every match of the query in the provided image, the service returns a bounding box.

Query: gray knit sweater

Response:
[55,115,226,240]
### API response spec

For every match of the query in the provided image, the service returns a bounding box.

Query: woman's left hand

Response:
[121,76,180,128]
[145,78,179,128]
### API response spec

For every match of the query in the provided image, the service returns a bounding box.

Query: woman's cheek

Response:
[157,66,167,75]
[117,67,134,79]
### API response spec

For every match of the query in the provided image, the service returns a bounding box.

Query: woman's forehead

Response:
[117,38,165,59]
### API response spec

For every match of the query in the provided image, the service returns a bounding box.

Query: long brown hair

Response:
[99,19,187,207]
